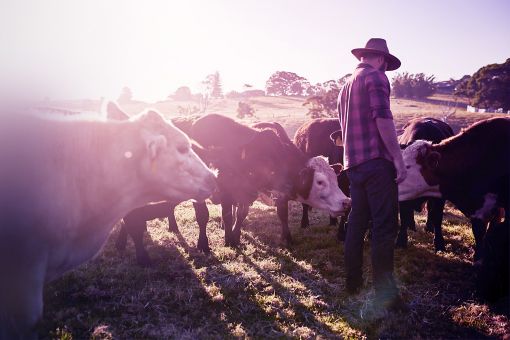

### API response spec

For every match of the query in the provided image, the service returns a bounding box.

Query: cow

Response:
[191,114,351,248]
[395,117,454,252]
[293,118,350,240]
[0,103,216,338]
[116,114,351,264]
[398,117,510,301]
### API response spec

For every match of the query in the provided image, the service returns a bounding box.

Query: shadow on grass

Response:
[39,228,237,339]
[240,203,497,339]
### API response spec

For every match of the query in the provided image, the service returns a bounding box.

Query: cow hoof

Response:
[434,244,446,252]
[168,225,179,233]
[280,235,293,248]
[395,236,408,249]
[137,256,153,267]
[395,241,408,249]
[337,231,346,242]
[300,222,310,229]
[197,242,211,254]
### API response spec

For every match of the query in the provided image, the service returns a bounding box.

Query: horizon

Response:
[1,0,509,102]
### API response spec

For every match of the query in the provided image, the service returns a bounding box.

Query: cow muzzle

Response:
[331,197,352,217]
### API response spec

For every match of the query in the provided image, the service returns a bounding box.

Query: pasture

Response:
[39,95,509,339]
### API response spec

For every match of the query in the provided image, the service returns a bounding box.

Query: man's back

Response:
[338,63,392,169]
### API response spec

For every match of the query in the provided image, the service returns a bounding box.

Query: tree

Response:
[265,71,311,96]
[172,86,193,101]
[203,71,223,99]
[455,58,510,110]
[391,73,436,99]
[237,101,255,119]
[302,76,349,118]
[117,86,133,104]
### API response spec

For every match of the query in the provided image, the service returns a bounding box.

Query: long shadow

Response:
[170,230,291,337]
[39,229,236,339]
[170,225,359,337]
[241,203,497,339]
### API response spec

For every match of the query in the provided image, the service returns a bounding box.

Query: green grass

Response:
[40,201,509,339]
[39,96,509,339]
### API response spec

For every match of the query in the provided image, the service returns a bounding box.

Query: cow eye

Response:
[406,165,411,169]
[177,145,188,154]
[317,180,324,186]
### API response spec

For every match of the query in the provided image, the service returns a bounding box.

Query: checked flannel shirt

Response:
[337,63,394,169]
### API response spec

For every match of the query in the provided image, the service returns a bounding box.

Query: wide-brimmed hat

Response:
[351,38,401,71]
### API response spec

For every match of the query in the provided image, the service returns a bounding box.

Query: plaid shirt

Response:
[337,63,393,169]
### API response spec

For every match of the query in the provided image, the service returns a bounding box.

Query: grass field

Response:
[39,95,509,339]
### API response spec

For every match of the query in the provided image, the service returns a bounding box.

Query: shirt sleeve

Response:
[365,71,393,119]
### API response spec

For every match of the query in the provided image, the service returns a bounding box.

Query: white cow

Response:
[0,103,216,338]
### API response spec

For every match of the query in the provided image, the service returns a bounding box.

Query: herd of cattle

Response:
[0,102,508,338]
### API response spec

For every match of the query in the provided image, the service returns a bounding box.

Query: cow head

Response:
[202,129,295,204]
[295,156,351,216]
[106,102,217,202]
[398,140,441,201]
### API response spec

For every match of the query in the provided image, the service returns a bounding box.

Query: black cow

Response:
[399,117,510,301]
[395,117,454,252]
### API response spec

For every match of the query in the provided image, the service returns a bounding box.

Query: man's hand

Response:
[394,159,407,184]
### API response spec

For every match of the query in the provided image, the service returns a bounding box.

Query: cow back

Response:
[399,117,454,146]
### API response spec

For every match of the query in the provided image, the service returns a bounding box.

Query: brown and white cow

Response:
[0,103,216,338]
[293,118,350,240]
[398,117,510,301]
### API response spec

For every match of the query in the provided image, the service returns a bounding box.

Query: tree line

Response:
[118,58,510,117]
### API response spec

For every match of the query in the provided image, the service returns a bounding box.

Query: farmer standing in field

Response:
[337,38,407,311]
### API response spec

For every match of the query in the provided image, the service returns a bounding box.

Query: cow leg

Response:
[476,216,509,302]
[123,217,151,267]
[221,198,234,247]
[337,214,348,242]
[115,220,129,251]
[329,216,338,227]
[396,200,415,249]
[193,201,211,253]
[471,218,487,262]
[276,198,293,247]
[231,204,250,246]
[0,261,45,339]
[301,203,311,229]
[167,203,179,233]
[427,198,446,252]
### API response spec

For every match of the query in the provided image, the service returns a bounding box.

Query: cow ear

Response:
[330,163,343,175]
[106,101,129,121]
[296,167,314,199]
[144,134,167,159]
[426,151,441,169]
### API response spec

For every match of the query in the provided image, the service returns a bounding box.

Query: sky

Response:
[0,0,509,102]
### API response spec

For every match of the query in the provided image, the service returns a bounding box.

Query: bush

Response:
[392,72,436,99]
[237,101,255,119]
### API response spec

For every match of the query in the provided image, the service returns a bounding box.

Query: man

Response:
[337,38,407,311]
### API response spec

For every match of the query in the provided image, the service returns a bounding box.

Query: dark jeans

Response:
[344,158,399,299]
